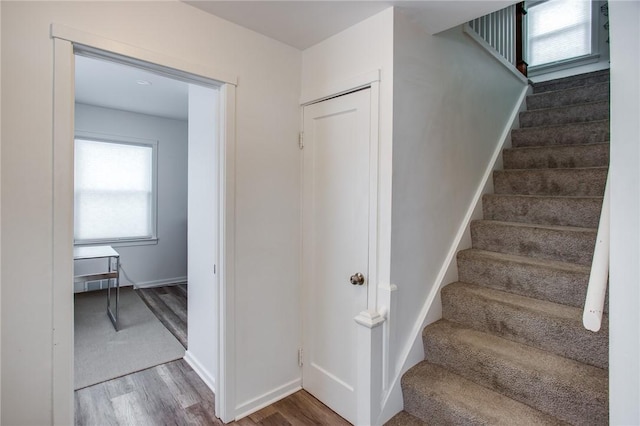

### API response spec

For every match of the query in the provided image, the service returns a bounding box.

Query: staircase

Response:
[388,70,610,425]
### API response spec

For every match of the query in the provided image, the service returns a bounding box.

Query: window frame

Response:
[73,131,159,247]
[525,0,602,77]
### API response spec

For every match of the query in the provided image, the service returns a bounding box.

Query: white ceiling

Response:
[185,1,517,50]
[75,1,515,119]
[75,55,189,121]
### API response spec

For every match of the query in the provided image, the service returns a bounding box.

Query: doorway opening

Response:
[52,32,236,424]
[72,53,192,389]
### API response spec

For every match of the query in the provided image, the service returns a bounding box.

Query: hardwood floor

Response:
[237,389,350,426]
[75,359,350,425]
[76,285,350,425]
[136,284,188,348]
[75,359,215,425]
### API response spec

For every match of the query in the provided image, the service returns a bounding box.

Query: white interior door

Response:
[302,88,371,424]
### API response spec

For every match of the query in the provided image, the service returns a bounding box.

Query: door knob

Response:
[350,272,365,286]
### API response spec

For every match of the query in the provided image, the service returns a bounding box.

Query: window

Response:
[74,135,157,244]
[527,0,593,67]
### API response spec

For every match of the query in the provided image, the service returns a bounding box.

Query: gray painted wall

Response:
[74,103,188,290]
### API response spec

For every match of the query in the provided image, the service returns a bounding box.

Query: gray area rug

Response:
[74,287,185,390]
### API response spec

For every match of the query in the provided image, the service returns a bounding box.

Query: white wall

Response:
[186,84,219,395]
[609,1,640,423]
[74,103,188,290]
[0,2,301,424]
[387,8,526,415]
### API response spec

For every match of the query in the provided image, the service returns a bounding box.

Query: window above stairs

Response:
[526,0,610,78]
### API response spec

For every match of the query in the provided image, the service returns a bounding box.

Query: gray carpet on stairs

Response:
[503,142,609,169]
[511,120,609,147]
[390,71,610,425]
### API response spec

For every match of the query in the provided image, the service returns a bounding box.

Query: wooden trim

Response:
[515,2,528,77]
[52,37,75,426]
[50,24,237,86]
[300,69,381,106]
[51,29,238,424]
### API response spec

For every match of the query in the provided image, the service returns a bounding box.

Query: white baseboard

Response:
[184,350,216,394]
[378,84,531,423]
[234,379,302,421]
[133,276,187,289]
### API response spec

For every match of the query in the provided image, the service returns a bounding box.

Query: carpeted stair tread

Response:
[527,81,609,110]
[511,120,609,148]
[532,70,609,93]
[457,249,594,309]
[482,194,603,228]
[384,410,428,426]
[422,321,608,425]
[441,282,608,368]
[493,166,607,197]
[471,220,596,265]
[397,71,609,425]
[519,100,609,128]
[401,361,564,426]
[503,142,609,169]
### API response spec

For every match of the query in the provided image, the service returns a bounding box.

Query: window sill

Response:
[528,53,601,77]
[74,238,158,248]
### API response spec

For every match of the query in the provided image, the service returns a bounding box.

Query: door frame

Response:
[300,69,385,424]
[51,25,237,424]
[301,69,381,312]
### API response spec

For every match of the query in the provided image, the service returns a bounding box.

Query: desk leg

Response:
[107,256,120,331]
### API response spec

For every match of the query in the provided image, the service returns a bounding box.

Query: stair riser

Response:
[493,168,607,197]
[423,325,608,425]
[503,143,609,169]
[533,71,609,93]
[457,250,591,309]
[511,120,609,148]
[384,411,427,426]
[441,284,608,369]
[527,82,609,110]
[520,102,609,128]
[401,362,562,425]
[471,221,596,265]
[402,385,474,425]
[482,195,603,228]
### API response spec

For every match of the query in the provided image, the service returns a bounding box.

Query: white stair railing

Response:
[583,171,610,332]
[469,4,517,66]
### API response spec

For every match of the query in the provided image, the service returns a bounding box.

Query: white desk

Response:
[74,245,120,331]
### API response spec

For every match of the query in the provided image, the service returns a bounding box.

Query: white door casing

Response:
[302,88,372,424]
[186,84,219,394]
[51,25,238,424]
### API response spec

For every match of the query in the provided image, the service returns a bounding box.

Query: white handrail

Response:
[583,171,610,332]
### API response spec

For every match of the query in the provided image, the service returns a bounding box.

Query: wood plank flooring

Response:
[136,284,188,348]
[75,359,216,425]
[75,359,350,426]
[77,285,350,425]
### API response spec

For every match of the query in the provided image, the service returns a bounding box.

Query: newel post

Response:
[516,1,528,77]
[354,310,386,425]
